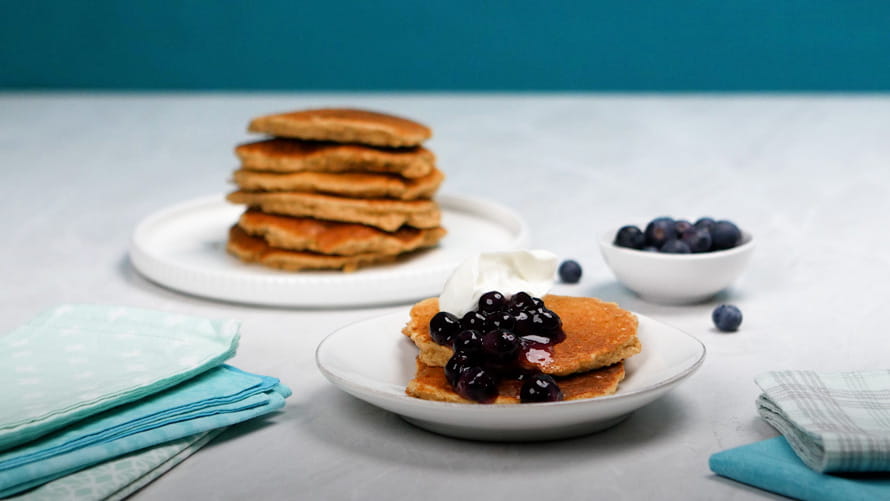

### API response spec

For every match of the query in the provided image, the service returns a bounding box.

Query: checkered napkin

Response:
[756,370,890,473]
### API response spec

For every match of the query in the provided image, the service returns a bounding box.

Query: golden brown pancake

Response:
[227,190,441,232]
[232,167,444,200]
[237,210,446,256]
[405,359,625,404]
[226,225,397,272]
[235,139,435,178]
[247,108,432,147]
[402,295,641,377]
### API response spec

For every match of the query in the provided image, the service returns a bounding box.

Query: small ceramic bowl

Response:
[598,228,755,304]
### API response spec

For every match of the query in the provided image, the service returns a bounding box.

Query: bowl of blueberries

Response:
[599,216,754,304]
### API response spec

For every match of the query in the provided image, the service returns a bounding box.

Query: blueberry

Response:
[461,310,487,331]
[712,304,743,332]
[643,246,659,252]
[519,374,564,403]
[485,311,515,331]
[452,329,483,355]
[674,219,693,235]
[614,225,646,250]
[429,311,461,345]
[711,220,742,250]
[645,217,677,247]
[455,366,499,403]
[508,291,535,311]
[681,228,712,253]
[478,291,506,314]
[482,329,520,363]
[532,308,562,332]
[659,239,691,253]
[558,260,582,283]
[513,310,533,336]
[444,352,474,386]
[694,217,716,231]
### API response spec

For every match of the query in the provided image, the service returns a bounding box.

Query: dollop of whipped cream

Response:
[438,250,559,317]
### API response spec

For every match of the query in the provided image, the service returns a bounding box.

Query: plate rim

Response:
[128,193,531,306]
[315,307,706,411]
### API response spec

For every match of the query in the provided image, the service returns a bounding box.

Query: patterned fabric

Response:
[0,304,240,452]
[755,370,890,472]
[0,366,291,497]
[10,429,225,501]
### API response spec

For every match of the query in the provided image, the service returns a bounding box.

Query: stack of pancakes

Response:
[402,295,642,403]
[226,108,446,272]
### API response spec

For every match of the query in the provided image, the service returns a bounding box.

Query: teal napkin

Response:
[710,437,890,501]
[756,370,890,472]
[9,429,226,501]
[1,305,240,452]
[0,365,290,497]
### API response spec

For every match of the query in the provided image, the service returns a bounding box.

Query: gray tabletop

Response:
[3,93,889,500]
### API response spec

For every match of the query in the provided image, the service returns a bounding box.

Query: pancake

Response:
[226,225,397,272]
[402,295,641,377]
[405,359,625,404]
[232,167,444,200]
[235,139,435,179]
[237,210,446,256]
[247,108,432,147]
[227,190,441,232]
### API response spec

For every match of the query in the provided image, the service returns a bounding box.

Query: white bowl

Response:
[598,228,755,304]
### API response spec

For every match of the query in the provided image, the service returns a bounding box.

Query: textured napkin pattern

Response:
[755,370,890,473]
[0,304,240,452]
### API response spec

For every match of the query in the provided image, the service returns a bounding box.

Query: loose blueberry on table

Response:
[558,259,583,284]
[614,216,743,254]
[430,290,567,403]
[712,304,743,332]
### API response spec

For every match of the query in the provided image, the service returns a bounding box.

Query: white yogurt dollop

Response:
[438,250,559,316]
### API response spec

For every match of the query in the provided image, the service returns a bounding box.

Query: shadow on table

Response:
[300,386,688,474]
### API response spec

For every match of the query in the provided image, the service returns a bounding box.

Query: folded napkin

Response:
[755,370,890,473]
[1,305,240,452]
[710,437,890,501]
[0,365,291,497]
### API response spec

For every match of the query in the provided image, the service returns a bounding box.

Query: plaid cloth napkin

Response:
[755,370,890,473]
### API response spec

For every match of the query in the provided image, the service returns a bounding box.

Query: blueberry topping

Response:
[461,310,487,331]
[711,220,742,250]
[681,228,713,253]
[478,291,506,314]
[481,328,520,363]
[452,329,483,355]
[444,352,474,386]
[429,311,461,345]
[558,259,583,284]
[614,225,646,250]
[455,366,498,403]
[533,308,562,332]
[644,217,677,247]
[712,304,743,332]
[660,239,691,253]
[519,374,564,403]
[485,311,515,331]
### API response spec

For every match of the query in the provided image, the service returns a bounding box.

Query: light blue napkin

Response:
[709,437,890,501]
[1,305,240,452]
[0,365,291,497]
[756,370,890,473]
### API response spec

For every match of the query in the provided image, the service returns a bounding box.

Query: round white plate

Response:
[129,194,529,307]
[316,309,706,441]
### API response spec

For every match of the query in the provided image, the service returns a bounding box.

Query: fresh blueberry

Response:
[643,246,659,252]
[712,304,743,332]
[694,217,716,231]
[645,217,677,248]
[681,228,713,253]
[455,366,498,403]
[519,374,564,403]
[659,239,691,253]
[711,220,742,250]
[674,219,693,235]
[429,311,461,345]
[614,225,646,250]
[478,291,506,314]
[558,260,582,283]
[452,329,483,355]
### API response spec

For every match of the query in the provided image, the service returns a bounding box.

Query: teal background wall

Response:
[2,1,889,91]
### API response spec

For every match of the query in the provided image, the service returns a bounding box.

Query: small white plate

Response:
[316,308,706,441]
[129,194,529,307]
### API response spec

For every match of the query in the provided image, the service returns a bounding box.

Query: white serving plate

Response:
[316,308,706,441]
[129,194,529,307]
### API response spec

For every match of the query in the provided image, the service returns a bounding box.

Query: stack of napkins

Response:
[710,370,890,500]
[0,305,290,499]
